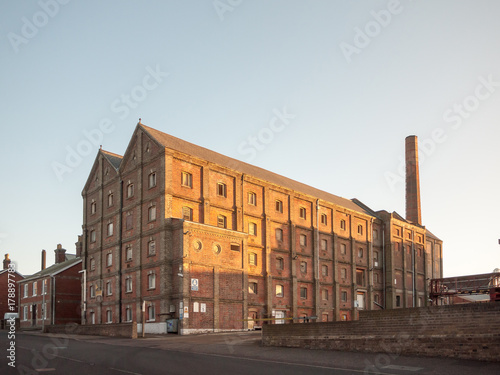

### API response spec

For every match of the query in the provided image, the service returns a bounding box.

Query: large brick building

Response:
[81,123,442,334]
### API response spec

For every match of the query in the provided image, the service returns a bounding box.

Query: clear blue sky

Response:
[1,1,499,277]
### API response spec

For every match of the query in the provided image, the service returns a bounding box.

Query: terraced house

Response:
[81,122,442,334]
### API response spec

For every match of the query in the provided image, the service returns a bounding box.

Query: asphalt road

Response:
[0,330,499,375]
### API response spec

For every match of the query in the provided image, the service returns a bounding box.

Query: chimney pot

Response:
[54,245,66,264]
[3,254,11,270]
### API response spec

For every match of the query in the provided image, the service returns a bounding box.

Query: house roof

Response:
[19,258,81,282]
[0,269,24,278]
[101,149,123,170]
[140,124,372,216]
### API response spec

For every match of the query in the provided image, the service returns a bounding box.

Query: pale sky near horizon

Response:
[1,0,500,277]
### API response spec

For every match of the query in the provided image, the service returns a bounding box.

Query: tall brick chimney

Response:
[41,249,46,270]
[3,254,10,270]
[54,244,66,264]
[405,135,422,225]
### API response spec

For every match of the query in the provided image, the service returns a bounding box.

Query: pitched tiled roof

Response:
[140,124,372,216]
[426,229,442,241]
[19,258,81,282]
[101,150,123,170]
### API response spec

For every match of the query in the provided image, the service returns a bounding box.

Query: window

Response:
[126,246,132,261]
[321,239,327,251]
[248,192,257,206]
[126,214,133,230]
[341,268,347,280]
[217,182,227,197]
[300,287,307,299]
[373,229,378,240]
[322,289,328,300]
[33,282,37,296]
[23,306,28,321]
[356,269,365,286]
[90,311,95,324]
[340,219,346,230]
[322,265,328,277]
[357,225,363,235]
[182,206,193,221]
[300,261,307,273]
[374,251,379,263]
[358,248,363,258]
[407,232,411,239]
[321,214,327,225]
[90,285,95,298]
[127,183,134,198]
[126,277,132,293]
[148,205,156,221]
[230,244,240,252]
[213,244,221,255]
[217,215,226,228]
[395,242,400,252]
[299,207,306,219]
[248,282,257,294]
[125,308,132,322]
[107,222,114,237]
[275,228,283,242]
[90,258,95,271]
[106,281,112,296]
[374,273,379,283]
[275,200,283,213]
[276,257,284,271]
[106,253,112,267]
[299,234,307,247]
[249,222,257,236]
[418,297,423,307]
[148,240,156,256]
[148,304,155,321]
[374,294,380,304]
[42,279,47,295]
[23,284,28,298]
[276,284,284,297]
[148,273,156,289]
[395,228,401,236]
[342,314,347,321]
[108,193,114,207]
[249,252,257,266]
[341,291,347,302]
[340,243,346,255]
[91,201,96,214]
[90,230,96,243]
[396,295,401,307]
[106,309,112,323]
[180,172,192,188]
[149,172,156,188]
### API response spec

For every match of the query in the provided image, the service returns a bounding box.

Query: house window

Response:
[125,308,132,322]
[106,253,112,267]
[300,261,307,273]
[340,219,346,230]
[91,202,96,214]
[300,287,307,299]
[230,244,240,251]
[322,265,328,277]
[127,183,134,198]
[213,244,222,255]
[276,284,284,297]
[148,205,156,221]
[90,285,95,298]
[249,222,257,236]
[396,295,401,307]
[356,269,366,287]
[148,304,155,321]
[321,239,327,251]
[341,268,347,279]
[299,234,307,247]
[126,277,132,293]
[33,282,37,296]
[299,207,306,219]
[90,258,95,271]
[181,172,192,188]
[321,214,327,225]
[107,222,114,236]
[90,230,96,243]
[341,291,347,302]
[249,252,257,266]
[217,215,226,228]
[358,248,363,258]
[322,289,328,300]
[275,200,283,213]
[276,257,284,271]
[108,193,114,207]
[106,309,112,323]
[23,284,28,298]
[248,192,257,206]
[182,206,193,221]
[249,282,257,294]
[407,232,411,240]
[126,246,132,261]
[340,243,346,255]
[106,281,112,296]
[275,228,283,242]
[217,182,227,197]
[149,172,156,188]
[148,240,156,256]
[23,306,28,321]
[358,225,363,235]
[395,242,400,251]
[148,273,156,289]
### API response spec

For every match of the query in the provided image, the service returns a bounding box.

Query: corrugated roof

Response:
[140,124,372,216]
[20,258,81,282]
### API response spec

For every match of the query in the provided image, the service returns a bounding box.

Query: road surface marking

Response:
[383,365,424,372]
[109,368,143,375]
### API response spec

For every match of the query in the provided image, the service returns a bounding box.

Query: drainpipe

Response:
[118,179,124,323]
[370,217,373,309]
[412,231,416,307]
[382,224,386,309]
[51,276,56,325]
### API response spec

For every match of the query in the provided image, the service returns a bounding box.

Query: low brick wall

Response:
[43,322,137,339]
[262,302,500,362]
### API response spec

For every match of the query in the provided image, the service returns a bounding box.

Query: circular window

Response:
[193,240,203,251]
[213,244,221,255]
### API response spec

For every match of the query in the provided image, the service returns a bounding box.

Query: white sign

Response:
[191,278,199,291]
[184,313,189,318]
[184,306,189,314]
[201,303,206,313]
